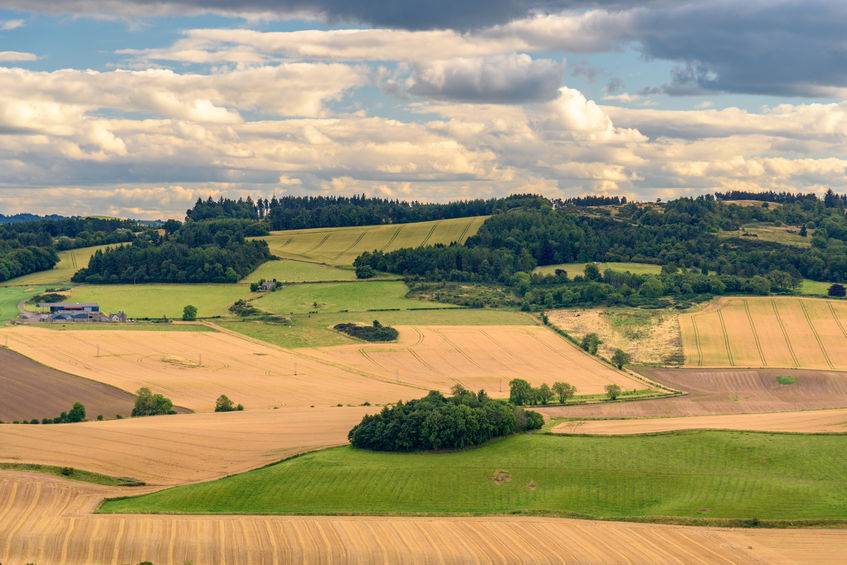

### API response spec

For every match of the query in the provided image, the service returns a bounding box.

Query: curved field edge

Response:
[97,430,847,526]
[0,462,144,486]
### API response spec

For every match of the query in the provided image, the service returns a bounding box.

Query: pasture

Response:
[6,473,844,565]
[260,216,486,266]
[67,283,251,318]
[0,285,47,322]
[679,296,847,369]
[533,262,662,276]
[2,243,118,286]
[253,280,455,314]
[554,408,847,435]
[719,223,811,248]
[244,258,361,283]
[100,432,847,523]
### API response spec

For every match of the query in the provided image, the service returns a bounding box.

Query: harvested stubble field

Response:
[679,296,847,369]
[299,324,644,396]
[5,472,846,565]
[0,323,641,411]
[553,407,847,435]
[0,407,371,484]
[101,432,847,523]
[0,326,419,412]
[260,216,486,266]
[547,307,682,365]
[0,347,135,422]
[539,367,847,420]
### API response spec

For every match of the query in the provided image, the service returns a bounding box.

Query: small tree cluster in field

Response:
[605,384,622,400]
[828,283,846,297]
[348,385,543,451]
[214,394,244,412]
[509,379,576,406]
[182,304,198,321]
[580,333,601,355]
[355,263,376,279]
[334,320,399,342]
[229,299,261,317]
[611,348,631,369]
[132,387,176,417]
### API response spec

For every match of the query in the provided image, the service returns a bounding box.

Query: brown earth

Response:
[0,347,137,422]
[538,367,847,419]
[3,470,847,564]
[0,407,372,485]
[554,407,847,435]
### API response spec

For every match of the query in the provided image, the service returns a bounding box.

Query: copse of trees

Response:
[510,379,576,406]
[214,394,244,412]
[348,386,543,451]
[334,320,399,342]
[131,388,175,417]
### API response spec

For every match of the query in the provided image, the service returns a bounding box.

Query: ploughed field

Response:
[0,324,643,412]
[553,407,847,435]
[260,216,486,265]
[679,296,847,369]
[0,347,136,422]
[100,432,847,524]
[6,471,846,565]
[540,367,847,419]
[0,407,371,485]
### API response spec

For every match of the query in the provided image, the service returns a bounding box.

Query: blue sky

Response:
[0,1,845,218]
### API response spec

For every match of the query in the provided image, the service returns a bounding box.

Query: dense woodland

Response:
[348,387,543,451]
[355,191,847,309]
[72,218,271,283]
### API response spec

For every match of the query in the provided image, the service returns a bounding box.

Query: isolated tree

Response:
[799,225,808,237]
[580,333,602,355]
[182,304,198,321]
[605,384,622,401]
[66,402,86,423]
[552,382,576,405]
[132,387,175,417]
[611,349,631,369]
[537,384,554,405]
[829,283,846,297]
[509,378,533,406]
[214,394,244,412]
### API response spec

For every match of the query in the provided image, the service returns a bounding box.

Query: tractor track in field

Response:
[771,299,800,368]
[801,300,834,368]
[418,222,440,247]
[743,300,767,367]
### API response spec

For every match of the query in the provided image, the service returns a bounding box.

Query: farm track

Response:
[3,470,847,564]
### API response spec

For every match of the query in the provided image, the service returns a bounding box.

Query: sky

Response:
[0,1,846,219]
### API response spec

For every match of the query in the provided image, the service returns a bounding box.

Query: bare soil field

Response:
[548,307,682,365]
[0,326,421,411]
[539,367,847,419]
[0,347,136,422]
[301,325,644,396]
[3,471,846,565]
[554,408,847,435]
[679,296,847,369]
[0,407,371,485]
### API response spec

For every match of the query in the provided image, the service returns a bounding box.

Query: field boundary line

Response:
[689,316,704,367]
[716,309,734,366]
[771,299,799,368]
[828,302,847,339]
[380,226,404,251]
[743,300,767,367]
[419,222,440,247]
[800,300,833,368]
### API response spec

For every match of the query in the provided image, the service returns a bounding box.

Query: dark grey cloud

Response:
[631,0,847,97]
[408,54,564,103]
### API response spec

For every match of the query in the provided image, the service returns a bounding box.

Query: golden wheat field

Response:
[0,324,641,412]
[0,407,371,485]
[679,297,847,369]
[553,407,847,435]
[4,470,847,565]
[260,216,486,266]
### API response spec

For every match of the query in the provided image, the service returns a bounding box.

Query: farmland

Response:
[718,223,811,248]
[244,258,361,283]
[0,347,135,422]
[260,216,486,265]
[0,285,47,322]
[100,431,847,524]
[66,283,251,318]
[5,472,846,565]
[553,407,847,435]
[1,243,118,286]
[679,297,847,369]
[533,261,662,276]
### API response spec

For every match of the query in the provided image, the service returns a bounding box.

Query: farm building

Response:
[28,302,127,323]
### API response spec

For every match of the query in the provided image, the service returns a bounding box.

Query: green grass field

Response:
[243,259,364,283]
[67,283,251,318]
[99,431,847,524]
[259,216,486,266]
[221,308,538,348]
[799,279,840,296]
[252,281,454,315]
[719,224,812,248]
[0,285,47,322]
[3,244,121,286]
[533,262,662,276]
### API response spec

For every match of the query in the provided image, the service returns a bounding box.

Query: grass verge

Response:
[0,462,145,487]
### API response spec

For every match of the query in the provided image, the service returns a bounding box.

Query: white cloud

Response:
[0,19,25,31]
[0,51,38,62]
